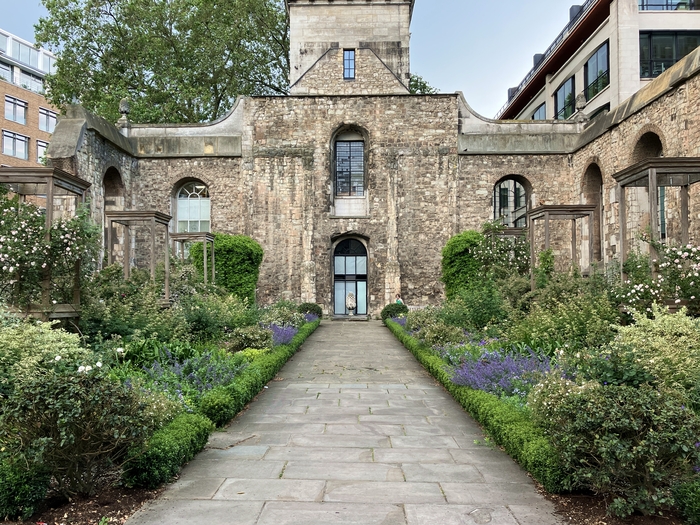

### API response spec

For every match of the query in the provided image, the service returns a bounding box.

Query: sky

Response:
[0,0,576,118]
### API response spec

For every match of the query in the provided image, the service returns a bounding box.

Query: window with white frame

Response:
[0,62,11,83]
[2,131,29,160]
[4,96,27,125]
[37,140,48,164]
[0,34,7,53]
[19,71,43,93]
[11,41,39,69]
[39,107,57,133]
[42,54,57,74]
[494,178,528,228]
[176,181,211,232]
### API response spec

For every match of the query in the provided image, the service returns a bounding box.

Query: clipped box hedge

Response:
[123,319,321,488]
[385,319,565,493]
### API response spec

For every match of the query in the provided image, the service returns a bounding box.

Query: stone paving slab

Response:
[126,321,562,525]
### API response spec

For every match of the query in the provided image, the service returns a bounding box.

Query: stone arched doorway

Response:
[333,239,368,316]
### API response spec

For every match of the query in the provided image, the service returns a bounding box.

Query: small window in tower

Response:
[344,50,355,80]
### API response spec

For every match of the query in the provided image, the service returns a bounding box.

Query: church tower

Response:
[286,0,414,95]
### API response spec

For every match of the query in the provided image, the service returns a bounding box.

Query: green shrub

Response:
[191,234,263,303]
[0,371,154,497]
[298,302,323,317]
[385,320,565,493]
[259,300,305,328]
[380,302,409,321]
[198,386,237,427]
[226,325,273,352]
[441,230,484,299]
[674,479,700,525]
[529,377,700,517]
[441,281,507,332]
[534,248,555,288]
[0,459,49,521]
[123,413,214,489]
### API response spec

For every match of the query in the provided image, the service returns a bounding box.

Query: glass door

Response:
[333,239,368,315]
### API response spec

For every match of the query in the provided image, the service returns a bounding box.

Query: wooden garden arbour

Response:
[105,210,172,302]
[527,204,596,289]
[614,157,700,281]
[0,167,91,320]
[171,232,216,285]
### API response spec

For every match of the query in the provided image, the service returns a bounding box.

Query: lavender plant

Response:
[270,323,298,346]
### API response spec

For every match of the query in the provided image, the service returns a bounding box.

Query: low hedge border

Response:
[123,319,321,488]
[385,319,565,493]
[0,460,50,521]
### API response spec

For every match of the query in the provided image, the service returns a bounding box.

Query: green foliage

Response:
[36,0,290,123]
[385,320,565,493]
[122,413,214,489]
[475,222,530,281]
[408,73,438,94]
[180,293,258,342]
[380,302,409,321]
[198,386,237,428]
[674,479,700,525]
[259,300,305,328]
[405,307,466,347]
[441,280,507,332]
[612,305,700,405]
[529,377,700,517]
[225,325,273,353]
[534,249,555,288]
[298,302,323,317]
[0,459,49,521]
[441,230,484,299]
[192,234,263,303]
[0,371,155,497]
[0,319,90,397]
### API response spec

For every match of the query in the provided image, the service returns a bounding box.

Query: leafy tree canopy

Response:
[36,0,290,124]
[409,73,438,95]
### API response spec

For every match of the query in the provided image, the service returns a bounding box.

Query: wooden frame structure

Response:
[614,157,700,280]
[527,204,597,289]
[171,232,216,285]
[0,167,91,319]
[105,210,171,301]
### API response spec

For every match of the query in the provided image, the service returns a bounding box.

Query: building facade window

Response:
[37,140,48,164]
[2,131,29,160]
[640,31,700,78]
[333,239,368,316]
[39,107,58,133]
[585,41,610,100]
[532,103,546,120]
[638,0,697,10]
[555,76,575,120]
[19,71,43,93]
[4,96,27,125]
[11,41,39,70]
[0,34,7,53]
[335,140,364,196]
[494,178,528,228]
[344,50,355,80]
[42,55,57,74]
[0,62,10,83]
[176,181,211,233]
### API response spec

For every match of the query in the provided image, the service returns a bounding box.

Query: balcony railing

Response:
[639,0,698,9]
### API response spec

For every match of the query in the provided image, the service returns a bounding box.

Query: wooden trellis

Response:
[171,232,216,285]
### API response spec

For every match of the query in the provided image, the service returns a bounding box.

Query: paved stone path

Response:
[127,321,562,525]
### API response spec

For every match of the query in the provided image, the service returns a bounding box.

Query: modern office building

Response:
[497,0,700,121]
[0,29,59,167]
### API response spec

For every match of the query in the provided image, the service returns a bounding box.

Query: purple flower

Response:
[391,316,407,327]
[695,442,700,448]
[305,313,319,323]
[270,324,299,346]
[694,466,700,473]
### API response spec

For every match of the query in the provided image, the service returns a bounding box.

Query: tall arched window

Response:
[335,130,365,197]
[494,177,529,228]
[176,181,210,232]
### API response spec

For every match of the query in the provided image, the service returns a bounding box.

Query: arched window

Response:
[333,239,368,316]
[334,130,365,197]
[176,181,210,232]
[494,177,529,228]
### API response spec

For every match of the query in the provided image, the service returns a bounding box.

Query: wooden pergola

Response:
[105,210,171,301]
[0,167,91,319]
[171,232,216,285]
[527,204,596,289]
[614,157,700,280]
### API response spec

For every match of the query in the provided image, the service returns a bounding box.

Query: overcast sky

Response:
[0,0,576,118]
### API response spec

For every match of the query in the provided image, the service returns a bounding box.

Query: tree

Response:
[35,0,290,124]
[409,73,438,95]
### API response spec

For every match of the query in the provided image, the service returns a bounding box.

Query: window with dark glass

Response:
[334,239,368,316]
[532,103,546,120]
[335,141,364,196]
[585,42,609,100]
[2,131,29,160]
[344,50,355,80]
[638,0,697,10]
[494,179,527,228]
[5,96,27,125]
[555,76,575,120]
[640,31,700,78]
[39,107,57,133]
